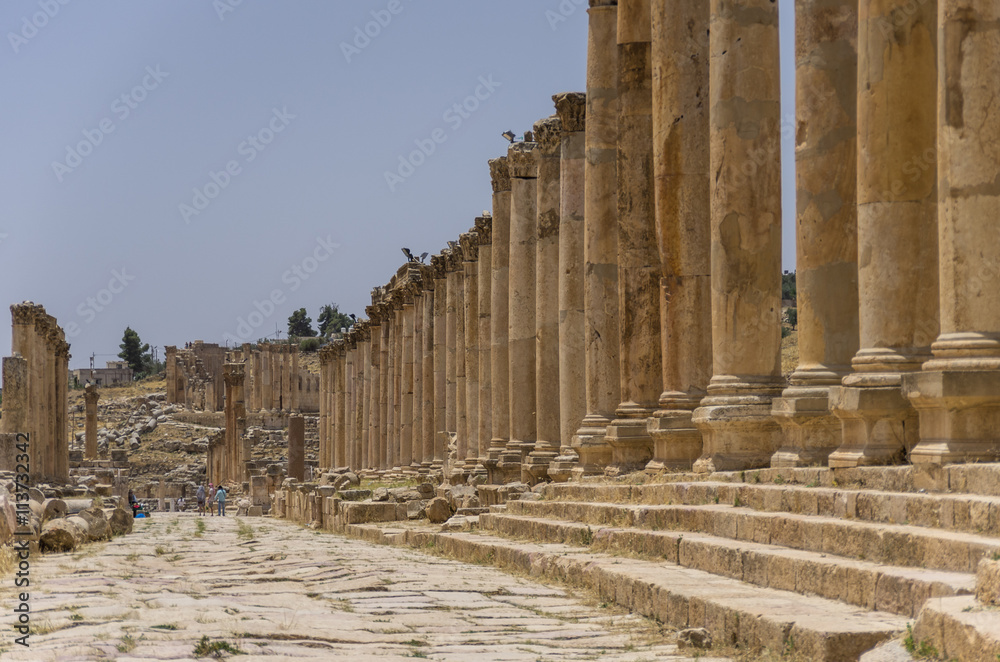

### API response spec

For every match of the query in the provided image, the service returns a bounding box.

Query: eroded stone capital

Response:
[489,157,511,193]
[460,232,480,261]
[533,116,563,155]
[507,141,538,178]
[475,215,493,245]
[553,92,586,133]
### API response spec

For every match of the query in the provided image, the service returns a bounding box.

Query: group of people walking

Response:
[196,483,228,516]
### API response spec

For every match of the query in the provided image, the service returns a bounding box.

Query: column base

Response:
[646,409,702,472]
[571,417,614,478]
[522,450,558,485]
[828,384,917,468]
[905,370,1000,465]
[494,449,524,485]
[547,448,579,483]
[692,396,780,474]
[605,416,654,472]
[771,386,842,468]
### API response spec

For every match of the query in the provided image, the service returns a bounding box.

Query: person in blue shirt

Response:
[216,485,228,517]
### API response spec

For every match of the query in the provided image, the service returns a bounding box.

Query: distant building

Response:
[72,361,133,387]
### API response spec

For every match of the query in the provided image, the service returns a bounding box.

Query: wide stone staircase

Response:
[329,463,1000,660]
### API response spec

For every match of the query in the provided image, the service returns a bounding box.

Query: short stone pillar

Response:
[647,0,711,472]
[526,116,563,483]
[771,0,859,467]
[84,384,100,460]
[288,414,305,481]
[574,0,621,478]
[829,0,938,467]
[507,139,539,481]
[692,0,784,472]
[905,0,1000,465]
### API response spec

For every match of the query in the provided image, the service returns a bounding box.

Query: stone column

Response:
[360,328,371,470]
[445,250,461,460]
[345,341,356,468]
[771,0,859,467]
[393,305,405,471]
[507,140,538,481]
[289,345,300,413]
[165,346,178,403]
[252,349,262,412]
[367,305,383,473]
[549,92,587,482]
[386,303,398,471]
[288,414,305,481]
[261,344,273,413]
[525,116,563,482]
[904,0,994,464]
[692,0,784,472]
[335,344,346,468]
[432,255,448,470]
[487,158,515,483]
[223,363,246,484]
[412,291,424,472]
[453,243,469,480]
[401,294,415,472]
[318,346,331,470]
[646,0,712,471]
[84,384,99,460]
[574,0,621,478]
[475,215,493,471]
[461,231,481,474]
[421,274,436,471]
[830,0,938,467]
[605,0,659,471]
[380,310,392,470]
[1,356,27,436]
[55,338,69,482]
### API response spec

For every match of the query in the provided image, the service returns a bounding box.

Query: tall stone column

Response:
[771,0,859,467]
[335,344,346,468]
[366,307,383,473]
[647,0,712,471]
[84,384,99,460]
[904,0,994,464]
[55,338,69,481]
[380,309,392,470]
[692,0,784,472]
[401,294,416,472]
[421,273,436,471]
[165,346,178,403]
[574,0,620,478]
[445,250,461,467]
[432,255,448,470]
[830,0,938,467]
[461,231,482,474]
[318,346,332,470]
[252,349,262,412]
[288,414,305,481]
[38,321,54,481]
[507,140,538,481]
[392,305,404,471]
[360,328,371,471]
[526,116,563,482]
[453,242,469,480]
[475,215,493,471]
[223,363,246,484]
[412,291,424,472]
[386,302,398,471]
[487,158,514,483]
[289,345,300,413]
[344,341,356,469]
[549,92,587,483]
[261,344,273,412]
[606,0,659,471]
[1,356,27,436]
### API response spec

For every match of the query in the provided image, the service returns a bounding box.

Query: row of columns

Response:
[315,0,1000,479]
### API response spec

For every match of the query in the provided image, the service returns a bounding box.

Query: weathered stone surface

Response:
[39,518,84,552]
[426,496,452,524]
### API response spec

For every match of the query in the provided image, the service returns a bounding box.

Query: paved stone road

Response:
[0,513,729,661]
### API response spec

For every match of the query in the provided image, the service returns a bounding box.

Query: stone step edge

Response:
[540,480,1000,537]
[507,499,1000,574]
[914,595,1000,661]
[338,522,906,662]
[479,512,974,618]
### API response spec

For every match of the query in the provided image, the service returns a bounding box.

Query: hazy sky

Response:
[0,1,795,370]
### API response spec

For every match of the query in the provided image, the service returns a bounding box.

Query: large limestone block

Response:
[103,507,133,536]
[426,496,452,524]
[78,507,111,541]
[0,491,16,544]
[42,498,67,522]
[39,518,85,552]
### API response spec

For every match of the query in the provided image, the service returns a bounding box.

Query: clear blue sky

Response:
[0,0,795,370]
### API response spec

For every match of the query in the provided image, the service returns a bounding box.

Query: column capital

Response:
[460,231,480,261]
[84,383,100,405]
[430,253,449,279]
[223,362,245,386]
[444,244,464,272]
[590,0,617,6]
[553,92,586,133]
[489,157,510,193]
[507,141,538,178]
[318,345,334,365]
[475,214,493,245]
[533,116,563,156]
[10,303,37,326]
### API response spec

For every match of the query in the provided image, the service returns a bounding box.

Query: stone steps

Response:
[914,595,1000,661]
[541,479,1000,538]
[504,499,1000,574]
[479,512,973,617]
[342,522,905,661]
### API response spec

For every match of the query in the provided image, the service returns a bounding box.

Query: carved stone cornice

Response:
[533,116,562,156]
[475,214,493,245]
[553,92,586,133]
[489,157,510,193]
[507,141,538,178]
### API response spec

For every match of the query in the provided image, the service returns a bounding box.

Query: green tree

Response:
[288,308,316,338]
[782,271,797,303]
[118,327,149,375]
[317,303,353,336]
